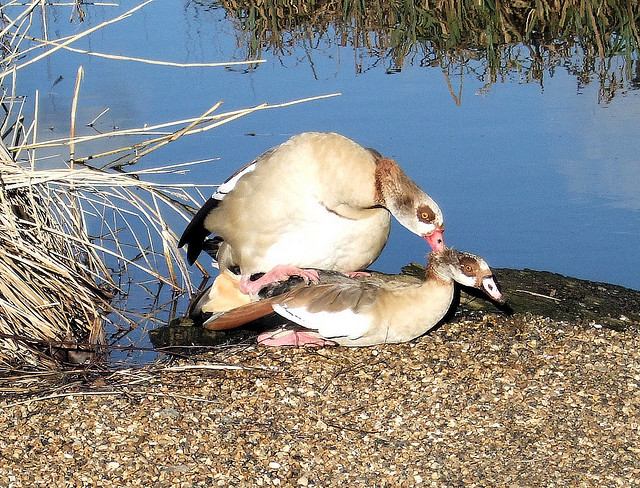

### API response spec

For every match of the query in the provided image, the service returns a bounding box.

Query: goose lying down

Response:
[202,248,503,347]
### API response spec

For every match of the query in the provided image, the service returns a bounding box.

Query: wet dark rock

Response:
[465,267,640,332]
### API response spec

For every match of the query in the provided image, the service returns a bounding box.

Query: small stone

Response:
[158,408,181,419]
[269,461,281,469]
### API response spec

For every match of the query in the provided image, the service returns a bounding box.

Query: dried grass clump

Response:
[0,1,195,369]
[0,146,112,369]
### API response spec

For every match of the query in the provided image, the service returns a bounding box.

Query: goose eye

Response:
[460,264,474,276]
[417,205,435,223]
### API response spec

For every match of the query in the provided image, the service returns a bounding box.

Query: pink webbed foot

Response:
[257,329,336,347]
[238,265,319,294]
[347,270,371,278]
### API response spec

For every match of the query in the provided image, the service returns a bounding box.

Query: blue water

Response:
[13,1,640,300]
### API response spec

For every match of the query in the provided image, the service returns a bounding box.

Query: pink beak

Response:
[424,229,445,252]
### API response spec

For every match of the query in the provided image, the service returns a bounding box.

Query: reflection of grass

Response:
[216,0,639,103]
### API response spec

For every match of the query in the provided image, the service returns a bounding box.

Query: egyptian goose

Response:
[202,248,503,347]
[178,132,445,296]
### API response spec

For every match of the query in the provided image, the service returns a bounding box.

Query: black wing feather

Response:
[178,197,221,265]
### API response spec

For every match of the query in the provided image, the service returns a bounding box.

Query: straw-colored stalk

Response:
[0,0,343,370]
[0,151,110,368]
[0,140,206,368]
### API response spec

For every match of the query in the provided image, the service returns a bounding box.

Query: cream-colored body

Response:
[206,133,391,275]
[189,270,251,316]
[180,131,445,311]
[276,276,455,346]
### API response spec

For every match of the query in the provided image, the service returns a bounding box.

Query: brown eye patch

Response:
[458,256,478,277]
[417,204,435,223]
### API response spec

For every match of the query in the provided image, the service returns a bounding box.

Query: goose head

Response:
[413,193,445,251]
[386,187,445,252]
[430,248,503,302]
[374,158,445,251]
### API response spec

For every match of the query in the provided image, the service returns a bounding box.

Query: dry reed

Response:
[0,147,110,369]
[0,0,339,372]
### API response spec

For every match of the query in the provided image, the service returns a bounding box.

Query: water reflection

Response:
[556,99,640,211]
[200,0,640,104]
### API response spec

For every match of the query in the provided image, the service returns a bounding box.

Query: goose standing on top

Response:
[179,132,445,303]
[202,248,503,347]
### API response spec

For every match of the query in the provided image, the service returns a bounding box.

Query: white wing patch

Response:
[212,161,257,201]
[273,304,371,341]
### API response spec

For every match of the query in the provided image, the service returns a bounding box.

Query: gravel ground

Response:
[1,314,639,487]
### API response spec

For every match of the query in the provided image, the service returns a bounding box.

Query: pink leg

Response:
[238,265,319,294]
[257,329,336,347]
